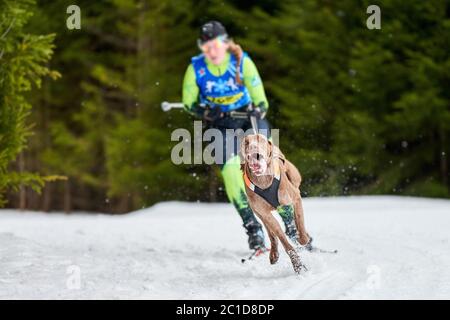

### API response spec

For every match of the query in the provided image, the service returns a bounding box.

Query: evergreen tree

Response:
[0,0,60,207]
[5,0,448,212]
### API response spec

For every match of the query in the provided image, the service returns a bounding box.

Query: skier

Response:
[182,21,297,252]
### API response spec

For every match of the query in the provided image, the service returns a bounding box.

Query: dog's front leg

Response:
[259,213,304,274]
[261,219,279,264]
[252,206,280,264]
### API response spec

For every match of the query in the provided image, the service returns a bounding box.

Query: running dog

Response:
[240,133,310,274]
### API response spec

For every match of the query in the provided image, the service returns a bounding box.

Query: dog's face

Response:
[240,134,272,176]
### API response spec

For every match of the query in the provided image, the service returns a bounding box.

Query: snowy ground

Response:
[0,196,449,300]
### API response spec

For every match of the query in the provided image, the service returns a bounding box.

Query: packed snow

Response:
[0,196,449,299]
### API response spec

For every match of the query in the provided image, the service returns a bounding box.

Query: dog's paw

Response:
[292,260,308,274]
[287,249,307,274]
[269,249,279,264]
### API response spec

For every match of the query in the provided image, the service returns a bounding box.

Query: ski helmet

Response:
[198,21,228,44]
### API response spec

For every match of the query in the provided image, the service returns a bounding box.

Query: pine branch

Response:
[0,18,15,40]
[84,25,137,51]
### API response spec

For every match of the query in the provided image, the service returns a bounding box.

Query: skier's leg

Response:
[277,204,298,241]
[220,155,265,250]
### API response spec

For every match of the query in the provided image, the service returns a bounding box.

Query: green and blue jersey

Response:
[182,52,269,114]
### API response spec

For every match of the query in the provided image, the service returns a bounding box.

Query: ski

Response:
[291,237,338,254]
[304,246,338,254]
[241,247,268,263]
[304,239,338,254]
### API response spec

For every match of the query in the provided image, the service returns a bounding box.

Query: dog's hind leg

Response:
[293,195,310,246]
[284,160,301,188]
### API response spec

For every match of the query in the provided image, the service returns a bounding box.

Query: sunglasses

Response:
[197,35,228,53]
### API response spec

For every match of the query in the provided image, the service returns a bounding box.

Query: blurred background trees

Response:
[1,0,449,212]
[0,0,60,208]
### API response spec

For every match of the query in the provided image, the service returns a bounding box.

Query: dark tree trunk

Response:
[440,127,448,189]
[19,152,26,210]
[64,179,71,213]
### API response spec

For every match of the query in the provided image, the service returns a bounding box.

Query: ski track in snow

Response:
[0,196,449,299]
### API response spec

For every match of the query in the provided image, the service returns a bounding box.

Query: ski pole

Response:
[162,101,259,135]
[161,101,184,112]
[247,103,259,134]
[250,115,259,134]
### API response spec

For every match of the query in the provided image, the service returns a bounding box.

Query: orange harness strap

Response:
[243,161,281,208]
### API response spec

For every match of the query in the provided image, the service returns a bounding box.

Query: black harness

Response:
[244,162,281,208]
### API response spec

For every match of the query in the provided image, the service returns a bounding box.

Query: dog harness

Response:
[243,161,281,208]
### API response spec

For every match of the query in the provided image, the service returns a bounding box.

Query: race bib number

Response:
[206,92,243,105]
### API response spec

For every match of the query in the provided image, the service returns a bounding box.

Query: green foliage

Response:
[223,0,450,198]
[7,0,448,211]
[0,0,60,206]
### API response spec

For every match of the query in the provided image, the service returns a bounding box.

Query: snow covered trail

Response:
[0,196,449,299]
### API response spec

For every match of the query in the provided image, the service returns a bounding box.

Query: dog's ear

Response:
[267,139,273,159]
[239,136,248,162]
[239,136,249,172]
[267,139,285,162]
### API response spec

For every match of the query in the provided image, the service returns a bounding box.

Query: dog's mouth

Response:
[247,152,267,176]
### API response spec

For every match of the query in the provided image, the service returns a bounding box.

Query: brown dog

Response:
[240,133,310,274]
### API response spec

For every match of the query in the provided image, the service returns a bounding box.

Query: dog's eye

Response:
[256,153,260,160]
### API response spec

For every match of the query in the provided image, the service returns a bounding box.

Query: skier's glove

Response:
[188,103,207,118]
[189,103,223,122]
[203,105,224,122]
[248,102,267,119]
